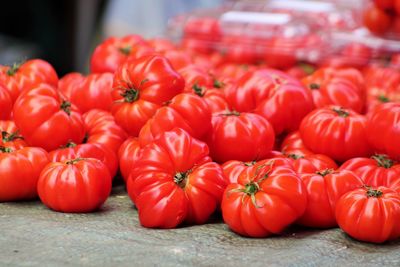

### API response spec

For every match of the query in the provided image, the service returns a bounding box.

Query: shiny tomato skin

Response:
[0,59,58,103]
[336,186,400,243]
[300,106,371,162]
[0,84,12,120]
[111,55,184,136]
[118,137,142,182]
[281,131,313,156]
[13,83,85,151]
[363,6,392,35]
[366,103,400,161]
[207,111,275,163]
[178,65,213,92]
[221,158,307,237]
[82,109,127,154]
[90,35,145,73]
[37,158,112,213]
[0,120,27,150]
[128,128,226,228]
[190,87,229,113]
[286,153,338,174]
[138,93,211,147]
[297,170,364,228]
[0,146,49,201]
[340,154,400,191]
[161,49,193,71]
[225,69,314,135]
[59,72,114,113]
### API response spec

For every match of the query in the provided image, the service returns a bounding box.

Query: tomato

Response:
[366,103,400,161]
[90,35,145,73]
[0,146,49,201]
[340,154,400,191]
[225,69,314,135]
[0,121,27,150]
[49,142,118,178]
[111,55,184,136]
[190,85,229,113]
[128,128,226,228]
[178,65,213,92]
[221,158,307,237]
[300,106,371,162]
[138,93,211,147]
[297,169,363,228]
[0,83,12,120]
[207,111,275,163]
[58,72,114,113]
[82,109,127,154]
[37,158,112,213]
[363,6,392,35]
[127,43,155,60]
[285,153,338,174]
[281,131,313,156]
[336,186,400,243]
[0,59,58,103]
[118,137,142,182]
[216,63,258,82]
[13,83,85,151]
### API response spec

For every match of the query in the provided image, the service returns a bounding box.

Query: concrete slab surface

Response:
[0,185,399,267]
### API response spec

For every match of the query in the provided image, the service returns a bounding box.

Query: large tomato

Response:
[0,146,49,201]
[281,131,313,156]
[59,72,114,113]
[221,158,307,237]
[366,102,400,160]
[0,83,12,120]
[285,153,338,174]
[190,84,229,113]
[297,169,364,228]
[37,158,112,213]
[300,106,371,162]
[225,69,314,135]
[207,111,275,163]
[90,35,145,73]
[13,83,85,151]
[111,55,184,136]
[128,128,226,228]
[82,109,127,154]
[336,186,400,243]
[118,137,142,182]
[0,121,27,149]
[0,59,58,102]
[340,154,400,191]
[138,93,211,146]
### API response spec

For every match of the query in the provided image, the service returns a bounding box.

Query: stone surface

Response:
[0,185,399,267]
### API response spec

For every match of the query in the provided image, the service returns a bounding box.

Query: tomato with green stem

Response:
[189,84,229,113]
[0,121,27,150]
[285,153,338,174]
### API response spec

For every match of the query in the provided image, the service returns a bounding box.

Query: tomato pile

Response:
[1,34,400,244]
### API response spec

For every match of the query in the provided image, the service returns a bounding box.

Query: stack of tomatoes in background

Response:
[1,0,400,245]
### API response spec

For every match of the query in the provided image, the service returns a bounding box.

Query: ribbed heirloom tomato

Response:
[189,84,229,113]
[297,169,364,228]
[285,153,338,174]
[281,131,313,156]
[0,83,12,120]
[0,146,49,201]
[128,128,227,228]
[0,121,27,149]
[300,106,371,162]
[13,83,85,151]
[207,111,275,163]
[336,186,400,243]
[38,158,112,213]
[111,55,184,136]
[118,137,142,182]
[221,158,307,237]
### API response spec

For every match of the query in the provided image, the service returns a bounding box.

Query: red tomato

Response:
[38,158,112,213]
[13,83,85,151]
[118,137,142,182]
[0,121,27,150]
[281,131,313,156]
[190,85,229,113]
[285,153,338,174]
[340,154,400,191]
[128,128,226,228]
[90,35,145,73]
[336,186,400,243]
[363,6,392,35]
[297,169,364,228]
[216,63,258,82]
[300,106,371,162]
[49,142,118,178]
[138,93,211,147]
[0,146,49,201]
[0,83,12,120]
[127,43,155,60]
[111,55,184,136]
[225,69,314,135]
[366,103,400,160]
[58,72,114,113]
[0,59,58,102]
[82,109,127,154]
[178,65,213,92]
[207,111,275,163]
[221,158,307,237]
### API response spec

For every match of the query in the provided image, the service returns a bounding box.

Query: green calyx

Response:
[6,62,23,76]
[174,170,191,188]
[371,154,394,169]
[192,83,205,97]
[309,83,320,90]
[316,168,334,177]
[366,188,383,198]
[2,131,23,143]
[119,46,132,55]
[287,153,304,160]
[66,158,85,165]
[213,79,224,89]
[243,161,256,167]
[0,146,13,153]
[60,101,71,115]
[333,107,349,118]
[377,95,390,103]
[222,110,240,116]
[121,88,139,103]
